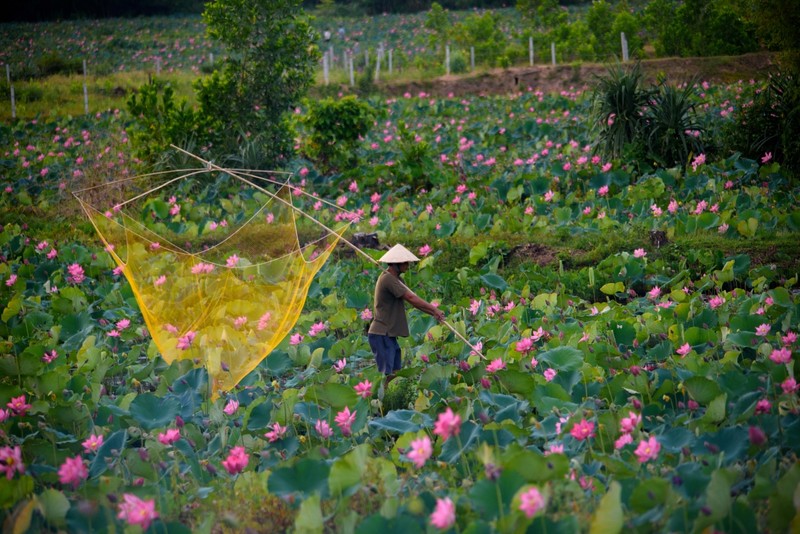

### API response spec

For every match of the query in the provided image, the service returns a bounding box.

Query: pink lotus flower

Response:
[58,456,88,488]
[233,316,247,329]
[117,493,159,531]
[781,377,798,394]
[354,380,373,399]
[486,359,505,373]
[42,350,58,364]
[614,433,633,449]
[7,395,31,416]
[335,407,357,437]
[543,368,557,382]
[430,497,456,530]
[67,263,85,284]
[761,152,772,163]
[530,326,547,342]
[691,153,706,171]
[518,487,546,518]
[433,408,462,442]
[154,275,166,287]
[634,436,661,463]
[570,419,595,441]
[290,333,304,345]
[315,419,333,439]
[333,358,346,373]
[633,248,646,258]
[265,423,287,442]
[257,312,271,331]
[755,399,771,414]
[5,274,17,286]
[647,286,661,300]
[223,399,239,415]
[597,185,609,197]
[676,343,692,357]
[158,428,180,446]
[601,162,612,172]
[226,254,240,268]
[407,435,432,468]
[651,204,663,217]
[709,295,725,309]
[0,445,25,480]
[668,199,678,213]
[361,308,373,321]
[619,412,641,434]
[783,331,797,345]
[756,323,771,336]
[116,319,130,330]
[516,337,533,354]
[176,331,196,350]
[546,443,564,455]
[308,322,326,337]
[419,244,432,257]
[82,434,104,453]
[770,347,792,364]
[221,446,248,475]
[543,190,554,202]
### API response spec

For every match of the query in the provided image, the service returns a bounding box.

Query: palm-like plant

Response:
[643,78,705,168]
[592,62,652,159]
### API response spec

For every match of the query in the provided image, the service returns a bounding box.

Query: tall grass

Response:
[0,72,197,121]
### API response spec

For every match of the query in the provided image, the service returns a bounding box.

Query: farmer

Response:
[368,244,445,384]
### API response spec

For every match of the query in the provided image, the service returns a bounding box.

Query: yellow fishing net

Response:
[74,162,349,398]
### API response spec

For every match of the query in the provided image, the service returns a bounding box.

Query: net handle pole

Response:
[169,146,485,359]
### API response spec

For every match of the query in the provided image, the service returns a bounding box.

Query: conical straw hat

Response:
[379,244,420,263]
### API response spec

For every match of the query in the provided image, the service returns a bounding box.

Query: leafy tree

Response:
[611,9,642,58]
[516,0,562,32]
[425,2,450,52]
[197,0,320,168]
[586,0,615,58]
[451,11,506,66]
[742,0,800,71]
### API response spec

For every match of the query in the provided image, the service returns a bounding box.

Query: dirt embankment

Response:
[382,52,776,97]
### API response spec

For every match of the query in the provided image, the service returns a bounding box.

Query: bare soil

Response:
[506,243,558,267]
[382,52,776,97]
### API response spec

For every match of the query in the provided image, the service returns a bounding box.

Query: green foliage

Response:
[591,62,651,160]
[425,2,450,51]
[35,53,83,77]
[725,71,800,176]
[587,0,615,58]
[644,79,705,169]
[303,95,376,173]
[450,50,469,74]
[197,0,320,168]
[382,377,417,411]
[127,79,218,165]
[451,12,506,67]
[654,0,757,57]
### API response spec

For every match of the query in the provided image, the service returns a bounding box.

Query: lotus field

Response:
[1,79,800,533]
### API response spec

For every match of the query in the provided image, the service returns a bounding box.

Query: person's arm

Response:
[403,291,445,322]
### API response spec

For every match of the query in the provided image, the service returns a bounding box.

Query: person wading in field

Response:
[368,244,445,387]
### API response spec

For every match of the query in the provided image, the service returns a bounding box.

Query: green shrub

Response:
[450,51,468,74]
[644,79,705,169]
[725,71,800,177]
[35,53,83,77]
[302,95,376,173]
[383,377,417,411]
[591,62,651,160]
[127,79,220,165]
